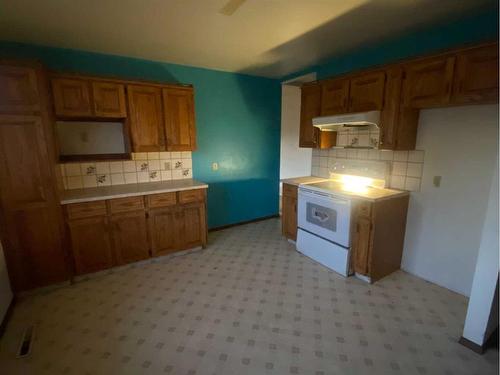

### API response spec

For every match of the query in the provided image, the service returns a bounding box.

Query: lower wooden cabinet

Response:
[111,211,150,264]
[149,206,179,256]
[351,195,409,282]
[68,216,113,275]
[65,188,207,276]
[281,183,298,241]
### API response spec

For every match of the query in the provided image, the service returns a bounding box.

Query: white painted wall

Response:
[462,156,498,345]
[402,104,498,296]
[279,84,312,180]
[0,240,13,323]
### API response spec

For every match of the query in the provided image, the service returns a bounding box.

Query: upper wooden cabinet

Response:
[92,81,127,117]
[349,71,386,112]
[162,87,197,151]
[321,79,349,115]
[51,78,92,117]
[127,85,165,152]
[402,56,455,108]
[302,42,498,150]
[300,84,321,148]
[451,44,499,105]
[0,65,40,113]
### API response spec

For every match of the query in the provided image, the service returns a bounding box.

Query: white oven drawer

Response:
[297,229,350,277]
[298,188,351,247]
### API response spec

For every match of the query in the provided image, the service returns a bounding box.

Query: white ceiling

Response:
[0,0,494,78]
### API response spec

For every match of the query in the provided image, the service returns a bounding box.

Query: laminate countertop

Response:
[60,179,208,205]
[280,176,328,186]
[282,176,409,202]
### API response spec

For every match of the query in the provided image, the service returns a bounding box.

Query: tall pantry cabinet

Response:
[0,61,69,292]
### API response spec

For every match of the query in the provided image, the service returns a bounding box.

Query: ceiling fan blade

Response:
[219,0,247,16]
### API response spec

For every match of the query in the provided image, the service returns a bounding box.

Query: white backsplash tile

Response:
[310,147,425,192]
[109,161,123,174]
[60,152,194,190]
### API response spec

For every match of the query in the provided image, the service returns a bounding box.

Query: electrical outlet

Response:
[212,162,219,171]
[433,176,442,187]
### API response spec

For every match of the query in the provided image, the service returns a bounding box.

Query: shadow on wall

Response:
[237,0,498,78]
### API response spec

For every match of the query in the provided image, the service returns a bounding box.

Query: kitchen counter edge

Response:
[60,179,208,205]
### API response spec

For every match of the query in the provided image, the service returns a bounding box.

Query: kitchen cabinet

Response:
[321,78,349,115]
[0,65,40,113]
[348,71,386,112]
[163,87,197,151]
[379,67,420,150]
[148,206,180,256]
[451,44,499,105]
[281,183,298,241]
[68,215,114,275]
[52,77,92,117]
[65,188,208,276]
[299,84,336,149]
[402,56,455,108]
[0,62,69,292]
[300,84,321,148]
[111,211,150,265]
[127,85,165,152]
[351,195,409,282]
[92,81,127,117]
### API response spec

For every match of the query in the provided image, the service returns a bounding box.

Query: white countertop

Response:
[301,179,409,202]
[60,179,208,205]
[281,176,328,186]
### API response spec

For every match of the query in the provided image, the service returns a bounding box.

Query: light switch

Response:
[433,176,442,187]
[212,162,219,171]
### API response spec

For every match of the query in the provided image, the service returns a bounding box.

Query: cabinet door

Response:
[179,203,207,250]
[0,66,40,113]
[110,211,150,265]
[163,88,196,151]
[403,56,455,108]
[349,71,385,112]
[281,195,297,241]
[452,44,499,105]
[148,206,180,256]
[0,114,68,291]
[127,85,165,152]
[299,84,321,148]
[51,78,92,117]
[352,215,373,276]
[92,81,127,117]
[320,79,349,115]
[68,216,113,275]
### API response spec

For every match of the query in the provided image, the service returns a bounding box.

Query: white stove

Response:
[296,159,389,277]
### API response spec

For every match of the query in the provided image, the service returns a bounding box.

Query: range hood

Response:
[313,110,380,131]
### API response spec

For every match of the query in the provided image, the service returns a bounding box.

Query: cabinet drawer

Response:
[147,192,177,208]
[109,196,144,214]
[178,189,205,204]
[67,201,107,219]
[282,183,298,199]
[357,201,372,217]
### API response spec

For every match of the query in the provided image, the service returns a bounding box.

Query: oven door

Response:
[298,188,351,248]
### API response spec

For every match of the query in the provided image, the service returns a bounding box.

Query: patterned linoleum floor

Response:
[0,218,498,375]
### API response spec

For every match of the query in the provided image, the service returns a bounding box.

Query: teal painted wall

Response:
[283,9,499,81]
[0,42,282,229]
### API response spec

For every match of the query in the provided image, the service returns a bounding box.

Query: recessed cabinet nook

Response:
[0,60,206,293]
[299,42,499,150]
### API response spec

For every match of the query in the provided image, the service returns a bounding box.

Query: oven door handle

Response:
[299,189,350,206]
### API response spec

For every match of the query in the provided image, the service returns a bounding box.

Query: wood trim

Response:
[50,72,193,91]
[459,336,486,355]
[209,214,280,232]
[59,153,131,162]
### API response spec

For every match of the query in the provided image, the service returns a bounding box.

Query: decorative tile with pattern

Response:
[0,219,497,374]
